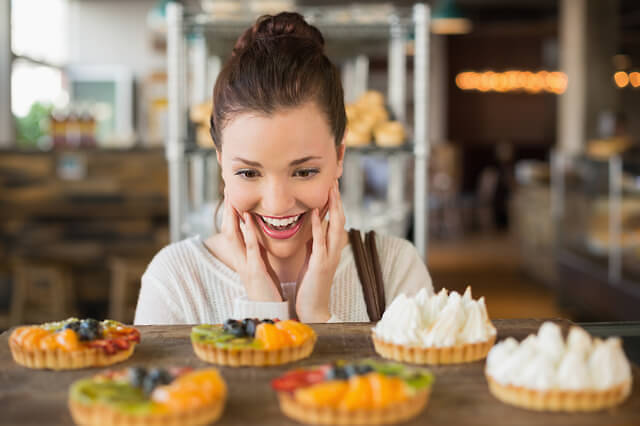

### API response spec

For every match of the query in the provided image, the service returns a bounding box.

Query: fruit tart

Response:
[9,318,140,370]
[191,318,316,367]
[69,366,226,426]
[372,287,496,364]
[485,321,633,412]
[272,360,433,425]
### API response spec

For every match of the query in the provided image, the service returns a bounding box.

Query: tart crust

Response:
[68,394,226,426]
[372,332,496,365]
[192,334,317,367]
[9,338,136,370]
[486,373,632,412]
[277,388,430,425]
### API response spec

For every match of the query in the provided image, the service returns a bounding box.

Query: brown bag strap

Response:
[348,229,385,321]
[365,230,385,317]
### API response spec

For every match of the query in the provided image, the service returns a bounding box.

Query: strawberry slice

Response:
[112,338,130,350]
[271,367,329,392]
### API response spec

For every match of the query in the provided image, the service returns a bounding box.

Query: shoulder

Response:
[371,232,433,298]
[144,236,205,279]
[373,233,421,263]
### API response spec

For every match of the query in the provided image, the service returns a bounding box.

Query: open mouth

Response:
[255,212,306,239]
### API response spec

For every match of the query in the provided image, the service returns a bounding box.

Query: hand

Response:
[219,192,284,302]
[295,181,347,322]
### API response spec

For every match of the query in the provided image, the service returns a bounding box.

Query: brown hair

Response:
[209,12,346,149]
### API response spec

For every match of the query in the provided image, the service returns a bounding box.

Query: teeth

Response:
[261,214,302,228]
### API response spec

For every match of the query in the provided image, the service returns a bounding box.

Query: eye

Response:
[293,168,320,178]
[235,169,261,179]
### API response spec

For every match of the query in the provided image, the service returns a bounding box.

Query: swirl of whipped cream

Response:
[486,321,632,391]
[372,294,424,345]
[373,286,495,347]
[589,338,632,390]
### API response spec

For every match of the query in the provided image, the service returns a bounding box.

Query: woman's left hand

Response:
[295,181,347,322]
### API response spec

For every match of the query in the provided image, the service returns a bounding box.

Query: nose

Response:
[260,177,296,216]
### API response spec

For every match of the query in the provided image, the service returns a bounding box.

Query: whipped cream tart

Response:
[372,287,497,364]
[485,321,633,412]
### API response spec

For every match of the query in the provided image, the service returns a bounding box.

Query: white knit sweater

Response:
[134,233,433,324]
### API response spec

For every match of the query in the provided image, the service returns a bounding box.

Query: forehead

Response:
[220,103,335,163]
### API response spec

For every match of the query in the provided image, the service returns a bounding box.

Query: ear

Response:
[336,140,346,179]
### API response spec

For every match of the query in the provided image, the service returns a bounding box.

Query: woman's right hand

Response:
[220,193,284,302]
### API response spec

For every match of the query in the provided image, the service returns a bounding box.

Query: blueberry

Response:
[128,367,147,388]
[63,321,81,333]
[325,366,348,380]
[224,320,246,337]
[223,319,246,337]
[223,319,238,329]
[243,318,259,337]
[261,319,275,324]
[81,318,100,330]
[76,319,102,341]
[143,368,173,395]
[344,364,358,378]
[356,364,374,375]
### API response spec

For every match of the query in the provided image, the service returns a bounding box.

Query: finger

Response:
[231,205,246,250]
[334,180,345,220]
[327,184,344,251]
[311,208,326,255]
[243,212,260,256]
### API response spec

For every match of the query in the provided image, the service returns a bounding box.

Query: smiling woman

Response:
[134,12,433,325]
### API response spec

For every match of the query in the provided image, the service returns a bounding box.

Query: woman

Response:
[134,12,433,324]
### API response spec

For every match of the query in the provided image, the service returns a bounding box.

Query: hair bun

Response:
[233,12,324,56]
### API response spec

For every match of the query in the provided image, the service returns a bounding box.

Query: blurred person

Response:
[134,12,433,325]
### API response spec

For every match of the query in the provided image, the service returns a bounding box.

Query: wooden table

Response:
[1,320,639,425]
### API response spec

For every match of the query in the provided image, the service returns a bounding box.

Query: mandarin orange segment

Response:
[339,375,374,410]
[11,326,34,344]
[21,328,50,349]
[38,334,60,350]
[368,373,408,407]
[274,320,314,344]
[295,380,349,408]
[255,323,293,350]
[152,369,226,411]
[55,329,81,351]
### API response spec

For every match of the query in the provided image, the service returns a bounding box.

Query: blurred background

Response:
[0,0,639,331]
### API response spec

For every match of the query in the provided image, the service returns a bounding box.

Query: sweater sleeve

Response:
[232,296,291,320]
[134,271,185,325]
[377,234,434,306]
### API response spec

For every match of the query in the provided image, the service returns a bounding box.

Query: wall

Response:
[68,0,165,77]
[447,32,557,146]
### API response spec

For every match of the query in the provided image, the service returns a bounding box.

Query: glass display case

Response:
[553,151,640,320]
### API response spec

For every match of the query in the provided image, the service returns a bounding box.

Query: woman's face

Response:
[218,101,344,259]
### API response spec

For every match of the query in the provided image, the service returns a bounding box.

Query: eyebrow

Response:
[232,156,322,167]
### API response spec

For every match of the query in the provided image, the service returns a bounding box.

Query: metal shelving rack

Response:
[166,2,430,259]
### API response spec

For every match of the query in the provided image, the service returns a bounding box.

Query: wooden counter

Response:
[1,320,639,425]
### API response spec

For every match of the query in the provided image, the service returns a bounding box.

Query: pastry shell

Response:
[276,388,430,425]
[486,373,632,412]
[192,334,317,367]
[68,392,226,426]
[9,338,136,370]
[372,331,496,365]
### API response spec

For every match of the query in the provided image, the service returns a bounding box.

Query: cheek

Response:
[224,180,256,213]
[299,178,332,210]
